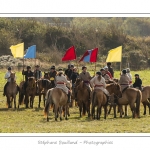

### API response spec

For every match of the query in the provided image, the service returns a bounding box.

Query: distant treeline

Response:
[1,17,150,70]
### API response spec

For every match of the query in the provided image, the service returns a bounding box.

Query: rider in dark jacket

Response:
[133,74,142,90]
[22,66,34,92]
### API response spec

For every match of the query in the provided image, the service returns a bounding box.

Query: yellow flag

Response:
[106,46,122,62]
[10,43,24,58]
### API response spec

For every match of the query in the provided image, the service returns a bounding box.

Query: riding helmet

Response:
[122,69,127,74]
[135,74,139,76]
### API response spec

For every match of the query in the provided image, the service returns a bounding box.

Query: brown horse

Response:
[36,79,52,108]
[6,72,19,109]
[141,86,150,115]
[24,77,36,108]
[44,88,69,121]
[113,88,141,118]
[74,78,91,118]
[91,83,122,120]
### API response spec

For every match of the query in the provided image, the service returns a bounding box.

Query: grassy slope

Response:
[0,70,150,133]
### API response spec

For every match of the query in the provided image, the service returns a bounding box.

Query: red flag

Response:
[62,46,76,61]
[79,48,98,62]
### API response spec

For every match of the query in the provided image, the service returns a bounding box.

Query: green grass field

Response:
[0,69,150,133]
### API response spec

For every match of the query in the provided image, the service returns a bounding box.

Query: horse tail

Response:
[136,90,141,118]
[44,89,52,117]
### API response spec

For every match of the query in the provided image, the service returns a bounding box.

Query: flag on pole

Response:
[79,48,98,62]
[24,45,36,58]
[62,46,76,61]
[106,46,122,62]
[10,43,24,58]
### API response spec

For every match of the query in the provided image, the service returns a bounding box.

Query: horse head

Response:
[27,77,36,88]
[10,72,15,82]
[44,72,50,80]
[75,78,82,86]
[107,83,122,98]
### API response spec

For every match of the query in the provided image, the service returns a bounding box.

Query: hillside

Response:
[1,17,150,70]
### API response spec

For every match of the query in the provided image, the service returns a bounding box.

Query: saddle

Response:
[122,86,129,93]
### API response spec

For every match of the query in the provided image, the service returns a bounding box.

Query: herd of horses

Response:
[4,71,150,122]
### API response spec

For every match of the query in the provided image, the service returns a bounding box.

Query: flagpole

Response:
[23,58,25,81]
[94,62,97,76]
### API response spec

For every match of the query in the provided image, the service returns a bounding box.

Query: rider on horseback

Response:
[49,66,57,87]
[34,65,42,81]
[100,68,111,83]
[55,70,71,103]
[65,64,74,80]
[78,66,92,102]
[3,67,18,96]
[119,69,130,92]
[133,74,142,90]
[22,66,34,93]
[90,71,113,105]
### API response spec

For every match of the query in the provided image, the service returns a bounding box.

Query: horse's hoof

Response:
[47,118,49,122]
[55,118,57,121]
[60,118,62,121]
[68,114,70,117]
[65,118,68,120]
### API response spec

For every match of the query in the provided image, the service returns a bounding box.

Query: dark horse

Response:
[74,78,91,118]
[6,72,19,109]
[18,77,36,108]
[36,78,52,108]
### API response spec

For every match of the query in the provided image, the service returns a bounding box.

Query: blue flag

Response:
[24,45,36,58]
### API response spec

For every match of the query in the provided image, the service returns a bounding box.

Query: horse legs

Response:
[55,105,58,121]
[59,106,63,121]
[119,105,123,118]
[108,105,112,114]
[14,96,16,109]
[7,96,10,108]
[38,94,41,108]
[65,105,68,120]
[142,102,146,115]
[125,105,128,117]
[25,95,29,108]
[104,105,107,119]
[86,102,90,118]
[79,103,82,117]
[130,104,136,118]
[113,105,117,118]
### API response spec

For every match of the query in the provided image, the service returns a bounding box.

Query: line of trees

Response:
[0,17,150,70]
